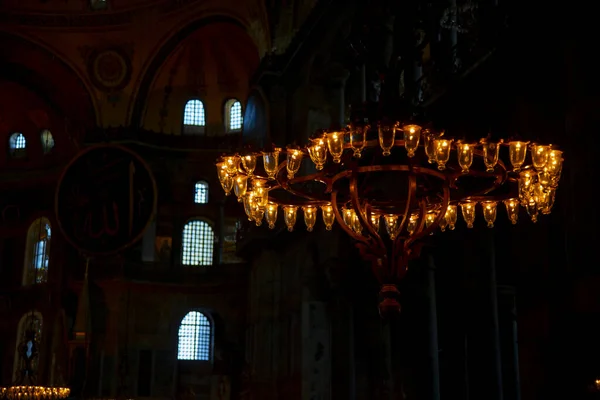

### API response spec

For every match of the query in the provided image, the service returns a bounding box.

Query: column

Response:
[425,255,441,400]
[498,286,521,400]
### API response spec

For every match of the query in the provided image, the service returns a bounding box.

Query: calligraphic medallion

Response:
[88,48,132,92]
[55,145,157,256]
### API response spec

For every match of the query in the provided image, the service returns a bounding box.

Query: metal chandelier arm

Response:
[330,190,368,244]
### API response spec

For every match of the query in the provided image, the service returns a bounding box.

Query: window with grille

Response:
[194,181,209,204]
[40,130,55,154]
[23,218,51,285]
[224,99,243,132]
[183,99,206,134]
[181,220,214,266]
[9,133,26,157]
[177,311,212,361]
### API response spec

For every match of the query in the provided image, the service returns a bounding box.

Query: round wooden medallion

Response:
[55,145,157,256]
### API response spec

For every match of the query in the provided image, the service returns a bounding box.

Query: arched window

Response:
[90,0,108,10]
[177,311,212,361]
[9,132,26,157]
[183,99,206,135]
[40,130,55,154]
[224,99,243,132]
[181,220,214,266]
[194,181,209,204]
[23,218,51,285]
[13,311,43,381]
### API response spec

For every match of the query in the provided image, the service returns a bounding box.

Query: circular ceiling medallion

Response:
[88,48,132,92]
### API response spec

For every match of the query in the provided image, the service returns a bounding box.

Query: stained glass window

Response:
[177,311,211,361]
[181,220,214,266]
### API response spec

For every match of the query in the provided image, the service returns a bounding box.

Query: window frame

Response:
[176,310,214,362]
[8,132,27,158]
[23,217,51,286]
[13,311,43,381]
[181,218,215,266]
[194,180,210,204]
[182,99,207,135]
[40,129,55,154]
[223,98,243,133]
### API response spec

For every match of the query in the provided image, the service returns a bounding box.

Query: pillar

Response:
[425,255,441,400]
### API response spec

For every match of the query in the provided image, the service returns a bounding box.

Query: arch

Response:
[8,132,27,157]
[194,180,209,204]
[181,219,214,266]
[130,15,251,127]
[224,98,243,132]
[0,32,98,129]
[13,310,43,381]
[183,99,206,134]
[177,310,213,361]
[40,129,55,154]
[23,217,52,285]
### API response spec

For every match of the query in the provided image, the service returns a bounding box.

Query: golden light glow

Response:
[378,123,397,156]
[220,174,233,196]
[308,137,328,170]
[0,386,70,400]
[370,213,381,232]
[321,204,335,230]
[424,130,442,164]
[262,150,280,179]
[457,142,474,173]
[286,149,304,179]
[407,214,419,235]
[403,124,421,157]
[265,203,278,229]
[530,144,550,169]
[349,125,369,158]
[216,163,229,183]
[434,139,453,170]
[481,139,502,172]
[241,154,257,176]
[460,201,476,228]
[223,156,239,176]
[233,175,247,202]
[384,214,400,239]
[444,205,457,230]
[302,205,317,231]
[503,199,519,224]
[509,141,528,172]
[327,131,344,163]
[283,206,298,232]
[481,200,497,228]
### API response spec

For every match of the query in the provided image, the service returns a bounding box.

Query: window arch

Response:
[183,99,206,134]
[13,311,43,381]
[23,217,51,285]
[224,99,243,132]
[40,130,55,154]
[181,220,214,266]
[194,181,209,204]
[9,132,26,157]
[177,311,212,361]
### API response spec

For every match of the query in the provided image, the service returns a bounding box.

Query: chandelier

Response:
[0,386,70,400]
[216,121,563,314]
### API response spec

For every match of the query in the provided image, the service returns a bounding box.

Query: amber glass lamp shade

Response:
[460,201,476,228]
[403,124,421,157]
[407,214,418,235]
[481,140,501,172]
[326,131,345,163]
[233,175,247,201]
[349,125,369,158]
[424,130,442,164]
[530,144,550,169]
[384,214,400,239]
[283,206,298,231]
[241,154,257,176]
[509,141,528,172]
[444,205,457,230]
[286,149,304,179]
[434,139,453,170]
[321,204,335,230]
[265,203,278,229]
[262,150,280,179]
[220,174,234,195]
[303,205,317,231]
[308,137,328,170]
[481,200,497,228]
[378,123,397,156]
[370,213,381,232]
[457,142,474,173]
[503,199,519,224]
